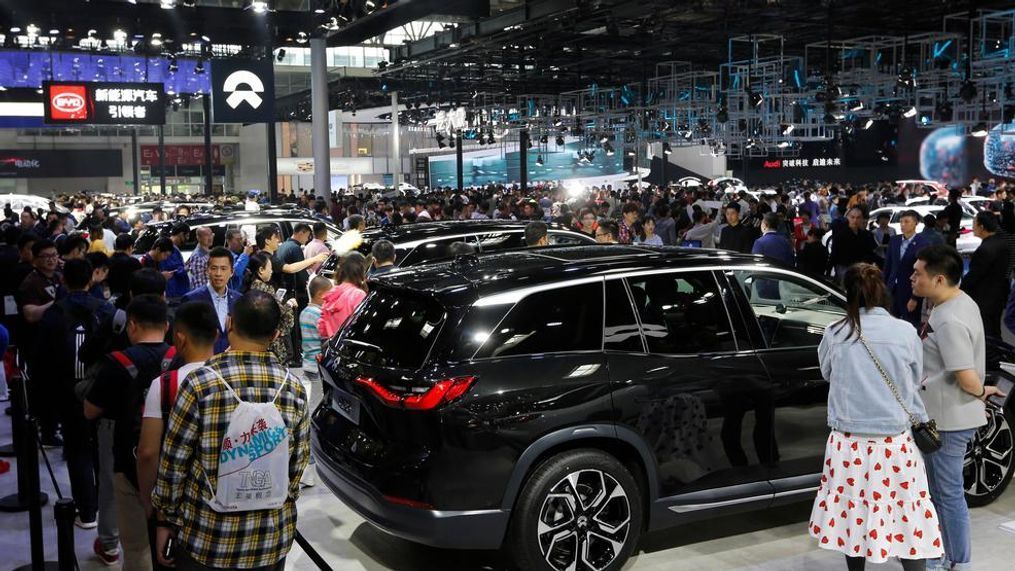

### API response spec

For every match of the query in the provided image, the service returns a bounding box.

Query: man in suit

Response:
[751,213,795,265]
[181,247,240,354]
[883,209,929,328]
[962,211,1012,337]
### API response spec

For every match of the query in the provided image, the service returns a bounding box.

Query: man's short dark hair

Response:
[114,233,135,251]
[255,226,280,250]
[173,301,219,347]
[63,258,93,290]
[621,203,640,215]
[85,251,109,270]
[525,221,549,246]
[975,211,1001,233]
[923,213,937,227]
[89,222,104,239]
[31,238,56,257]
[232,290,281,344]
[18,233,37,251]
[312,222,327,239]
[347,215,364,229]
[598,220,618,240]
[152,237,174,253]
[129,268,167,298]
[763,212,781,230]
[170,223,190,237]
[225,228,242,242]
[876,212,891,222]
[900,210,922,223]
[916,244,964,287]
[126,294,168,329]
[60,235,88,256]
[208,246,233,264]
[371,239,395,263]
[725,202,741,212]
[293,223,311,235]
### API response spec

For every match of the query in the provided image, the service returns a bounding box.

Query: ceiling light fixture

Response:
[150,32,163,47]
[535,155,544,166]
[251,1,270,14]
[903,106,918,118]
[864,118,874,130]
[971,121,988,137]
[662,142,672,155]
[781,123,794,135]
[160,0,176,9]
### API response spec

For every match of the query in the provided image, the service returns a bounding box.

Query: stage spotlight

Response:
[604,143,615,156]
[527,139,533,149]
[555,135,565,146]
[959,80,977,103]
[535,155,544,166]
[599,135,609,144]
[662,142,672,155]
[777,141,790,148]
[903,106,917,118]
[971,121,988,137]
[250,1,270,13]
[748,90,763,107]
[781,123,794,135]
[276,49,286,62]
[161,0,176,8]
[716,107,728,123]
[539,134,548,144]
[864,118,874,130]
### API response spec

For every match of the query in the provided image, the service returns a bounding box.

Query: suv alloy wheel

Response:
[508,449,643,571]
[964,404,1015,507]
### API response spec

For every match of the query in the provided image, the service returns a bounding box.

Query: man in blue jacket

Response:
[163,223,191,298]
[752,213,795,265]
[181,247,239,354]
[883,209,928,328]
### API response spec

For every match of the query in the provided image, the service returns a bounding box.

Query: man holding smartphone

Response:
[911,245,1007,571]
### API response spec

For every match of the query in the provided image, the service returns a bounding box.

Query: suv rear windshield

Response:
[133,226,164,254]
[339,289,446,369]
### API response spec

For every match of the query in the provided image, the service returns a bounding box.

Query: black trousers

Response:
[175,549,285,571]
[60,400,97,520]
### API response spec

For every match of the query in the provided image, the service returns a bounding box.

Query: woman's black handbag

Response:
[859,334,943,454]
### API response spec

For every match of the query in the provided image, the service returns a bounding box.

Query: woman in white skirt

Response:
[810,263,944,571]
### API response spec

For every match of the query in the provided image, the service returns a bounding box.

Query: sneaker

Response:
[74,516,98,530]
[300,467,317,487]
[93,538,120,566]
[40,434,63,448]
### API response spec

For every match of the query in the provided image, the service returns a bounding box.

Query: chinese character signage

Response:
[0,149,122,178]
[43,81,166,125]
[762,157,843,168]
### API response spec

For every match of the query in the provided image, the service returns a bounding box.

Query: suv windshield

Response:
[339,289,446,370]
[133,226,164,254]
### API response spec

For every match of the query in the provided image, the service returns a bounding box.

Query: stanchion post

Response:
[0,377,48,513]
[54,499,76,571]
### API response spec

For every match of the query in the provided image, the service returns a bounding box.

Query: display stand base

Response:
[0,443,15,457]
[0,492,49,513]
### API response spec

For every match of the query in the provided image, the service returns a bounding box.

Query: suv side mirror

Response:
[775,303,788,314]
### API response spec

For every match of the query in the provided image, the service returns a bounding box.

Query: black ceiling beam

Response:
[325,0,488,47]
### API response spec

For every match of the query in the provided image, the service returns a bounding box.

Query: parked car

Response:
[317,220,596,277]
[867,205,980,255]
[132,211,342,261]
[313,246,1015,570]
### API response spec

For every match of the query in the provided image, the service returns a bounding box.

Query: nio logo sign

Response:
[52,93,85,113]
[223,70,265,110]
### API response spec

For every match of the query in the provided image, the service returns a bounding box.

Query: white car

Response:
[868,205,980,255]
[896,179,949,199]
[906,195,990,214]
[2,193,70,214]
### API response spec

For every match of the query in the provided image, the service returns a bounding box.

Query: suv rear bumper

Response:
[312,433,510,550]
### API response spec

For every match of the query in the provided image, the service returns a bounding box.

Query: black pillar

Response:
[661,146,667,187]
[266,121,278,203]
[455,130,463,192]
[203,94,213,195]
[157,125,166,195]
[519,130,529,193]
[130,128,140,196]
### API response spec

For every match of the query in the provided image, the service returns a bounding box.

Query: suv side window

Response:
[475,232,526,253]
[237,222,284,249]
[604,279,644,352]
[548,232,589,246]
[475,282,604,359]
[400,236,479,266]
[625,272,736,354]
[730,270,845,349]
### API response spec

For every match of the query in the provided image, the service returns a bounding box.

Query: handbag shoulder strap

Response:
[857,333,919,426]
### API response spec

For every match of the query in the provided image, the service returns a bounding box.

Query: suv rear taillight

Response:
[959,227,973,235]
[354,376,477,410]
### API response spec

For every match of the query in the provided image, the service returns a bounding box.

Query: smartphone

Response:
[162,536,175,561]
[989,377,1013,408]
[274,288,287,303]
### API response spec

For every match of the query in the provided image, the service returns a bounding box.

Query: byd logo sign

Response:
[48,85,89,120]
[223,70,264,110]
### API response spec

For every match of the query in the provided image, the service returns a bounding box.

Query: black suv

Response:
[317,220,594,276]
[313,246,1015,571]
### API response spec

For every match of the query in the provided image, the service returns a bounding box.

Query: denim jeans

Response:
[96,419,119,551]
[924,428,976,571]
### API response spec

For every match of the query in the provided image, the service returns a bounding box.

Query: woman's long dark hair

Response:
[242,252,273,293]
[833,263,891,340]
[337,251,370,292]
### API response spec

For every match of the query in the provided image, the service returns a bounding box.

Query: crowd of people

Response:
[0,174,1013,570]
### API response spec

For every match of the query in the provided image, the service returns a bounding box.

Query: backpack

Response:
[201,366,292,513]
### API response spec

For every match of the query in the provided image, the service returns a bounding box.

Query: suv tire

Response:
[508,449,643,571]
[964,403,1015,507]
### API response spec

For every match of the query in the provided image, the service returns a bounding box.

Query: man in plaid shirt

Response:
[152,291,310,570]
[184,227,214,290]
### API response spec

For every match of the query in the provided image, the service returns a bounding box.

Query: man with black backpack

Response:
[84,295,170,571]
[34,258,114,529]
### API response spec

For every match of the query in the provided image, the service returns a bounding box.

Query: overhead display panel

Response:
[42,81,166,125]
[211,59,275,123]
